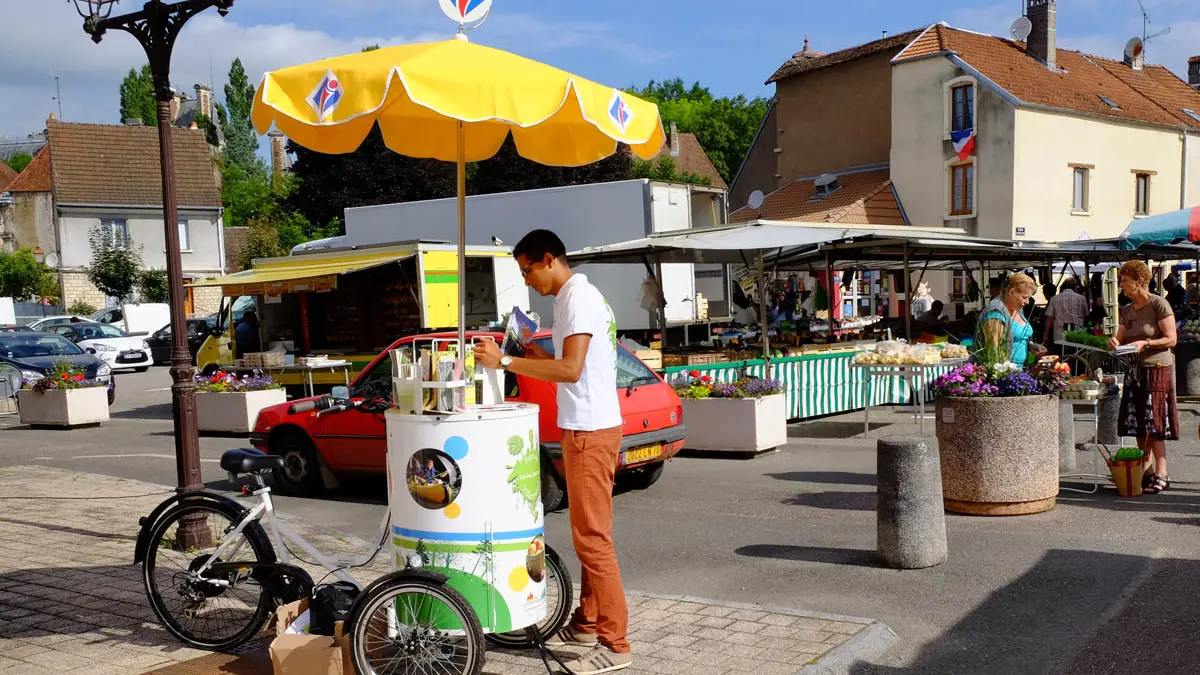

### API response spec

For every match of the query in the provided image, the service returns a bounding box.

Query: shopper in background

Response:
[1108,260,1178,494]
[1043,277,1089,352]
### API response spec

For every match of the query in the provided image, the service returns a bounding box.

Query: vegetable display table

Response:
[852,359,968,435]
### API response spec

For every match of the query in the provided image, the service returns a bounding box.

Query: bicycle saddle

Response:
[220,448,285,474]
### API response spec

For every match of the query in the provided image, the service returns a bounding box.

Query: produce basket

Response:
[1104,447,1146,497]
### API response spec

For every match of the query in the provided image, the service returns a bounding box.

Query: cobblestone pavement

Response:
[0,466,888,675]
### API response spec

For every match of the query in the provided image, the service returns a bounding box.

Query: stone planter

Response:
[681,394,787,456]
[17,387,109,428]
[935,395,1059,516]
[196,389,288,434]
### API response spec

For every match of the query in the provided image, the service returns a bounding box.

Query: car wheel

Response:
[270,430,325,496]
[541,460,567,512]
[622,462,665,490]
[201,364,219,376]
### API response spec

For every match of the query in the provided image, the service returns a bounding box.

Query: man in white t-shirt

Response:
[473,229,630,674]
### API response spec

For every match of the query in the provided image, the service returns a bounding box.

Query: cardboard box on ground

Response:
[269,598,353,675]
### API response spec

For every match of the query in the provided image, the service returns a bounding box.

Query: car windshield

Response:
[86,324,128,339]
[532,338,658,388]
[0,333,84,359]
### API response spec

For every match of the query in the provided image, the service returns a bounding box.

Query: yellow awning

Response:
[189,250,415,296]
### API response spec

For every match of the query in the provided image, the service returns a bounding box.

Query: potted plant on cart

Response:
[18,362,109,428]
[672,371,787,456]
[931,343,1069,516]
[194,371,286,434]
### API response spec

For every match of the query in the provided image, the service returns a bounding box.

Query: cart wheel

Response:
[348,573,485,675]
[485,545,572,648]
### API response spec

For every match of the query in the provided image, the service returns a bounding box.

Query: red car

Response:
[249,331,687,511]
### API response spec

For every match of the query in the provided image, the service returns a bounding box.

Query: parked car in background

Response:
[146,318,216,365]
[91,304,172,336]
[25,315,92,331]
[49,322,153,372]
[250,331,687,511]
[0,331,115,404]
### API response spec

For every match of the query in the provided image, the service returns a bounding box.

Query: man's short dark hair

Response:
[513,229,567,262]
[931,300,944,313]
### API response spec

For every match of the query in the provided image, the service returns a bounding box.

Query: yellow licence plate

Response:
[623,444,662,465]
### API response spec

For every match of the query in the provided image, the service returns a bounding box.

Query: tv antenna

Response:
[50,74,62,120]
[1135,0,1171,56]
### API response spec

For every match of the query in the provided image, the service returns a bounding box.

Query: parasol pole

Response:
[457,120,467,352]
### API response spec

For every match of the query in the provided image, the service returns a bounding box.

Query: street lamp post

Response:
[71,0,233,493]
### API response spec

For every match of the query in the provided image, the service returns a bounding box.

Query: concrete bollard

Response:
[877,436,948,570]
[1059,401,1076,474]
[1098,387,1121,446]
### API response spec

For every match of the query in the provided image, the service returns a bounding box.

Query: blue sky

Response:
[2,0,1198,140]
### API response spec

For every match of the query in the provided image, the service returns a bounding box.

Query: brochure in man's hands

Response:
[500,307,538,357]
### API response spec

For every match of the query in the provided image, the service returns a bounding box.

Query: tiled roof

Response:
[728,167,907,225]
[767,29,926,84]
[653,129,728,190]
[5,148,52,193]
[0,161,17,192]
[894,24,1200,130]
[46,119,221,207]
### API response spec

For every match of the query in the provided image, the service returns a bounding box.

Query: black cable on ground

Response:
[528,626,576,675]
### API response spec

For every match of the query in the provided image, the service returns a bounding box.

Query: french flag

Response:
[951,128,976,161]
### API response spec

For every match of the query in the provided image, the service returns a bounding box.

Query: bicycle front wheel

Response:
[142,503,276,651]
[348,574,485,675]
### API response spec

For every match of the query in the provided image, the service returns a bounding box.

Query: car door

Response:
[315,349,392,471]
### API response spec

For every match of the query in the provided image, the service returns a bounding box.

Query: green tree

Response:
[239,216,284,269]
[3,152,33,174]
[193,112,221,148]
[468,135,633,196]
[119,64,158,127]
[287,125,457,227]
[629,156,712,186]
[629,78,770,183]
[0,249,54,301]
[87,226,143,301]
[222,161,274,228]
[221,58,260,174]
[138,269,170,303]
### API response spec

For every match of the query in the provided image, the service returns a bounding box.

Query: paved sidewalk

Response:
[0,466,892,675]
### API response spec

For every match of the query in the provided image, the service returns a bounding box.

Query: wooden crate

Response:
[634,349,662,370]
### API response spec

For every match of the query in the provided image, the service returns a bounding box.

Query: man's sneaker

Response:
[544,625,598,647]
[557,644,631,674]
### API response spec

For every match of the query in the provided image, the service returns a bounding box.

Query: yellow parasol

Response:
[251,26,666,349]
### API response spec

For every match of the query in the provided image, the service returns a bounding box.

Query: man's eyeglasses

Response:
[520,261,543,278]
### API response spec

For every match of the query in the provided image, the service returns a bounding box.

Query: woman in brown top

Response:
[1108,260,1178,493]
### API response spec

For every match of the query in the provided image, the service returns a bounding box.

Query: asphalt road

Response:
[4,368,1200,674]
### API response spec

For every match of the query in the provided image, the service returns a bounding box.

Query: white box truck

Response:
[343,179,731,335]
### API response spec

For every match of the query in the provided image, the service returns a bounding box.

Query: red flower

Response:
[73,374,84,381]
[60,372,69,380]
[689,370,701,377]
[701,376,712,383]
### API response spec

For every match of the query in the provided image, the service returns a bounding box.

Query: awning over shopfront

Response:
[567,221,975,265]
[189,248,418,296]
[1118,206,1200,250]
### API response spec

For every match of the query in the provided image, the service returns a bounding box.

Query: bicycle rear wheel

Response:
[485,544,572,648]
[348,574,485,675]
[142,503,276,651]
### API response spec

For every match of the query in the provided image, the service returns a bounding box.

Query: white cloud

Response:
[0,2,666,140]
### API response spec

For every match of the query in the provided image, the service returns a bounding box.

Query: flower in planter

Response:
[195,370,282,393]
[22,362,105,394]
[709,377,784,399]
[932,358,1067,399]
[671,372,713,400]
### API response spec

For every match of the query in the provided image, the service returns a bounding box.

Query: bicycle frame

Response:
[193,486,392,591]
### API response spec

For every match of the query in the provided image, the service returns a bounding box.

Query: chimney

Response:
[1190,56,1200,91]
[1026,0,1056,70]
[669,122,680,158]
[194,84,213,119]
[168,89,181,125]
[48,112,56,121]
[268,131,288,180]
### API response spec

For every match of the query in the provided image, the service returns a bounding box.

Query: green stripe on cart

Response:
[394,537,531,553]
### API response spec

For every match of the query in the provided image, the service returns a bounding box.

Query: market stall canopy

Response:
[250,38,665,165]
[567,221,976,265]
[1118,206,1200,250]
[189,248,418,296]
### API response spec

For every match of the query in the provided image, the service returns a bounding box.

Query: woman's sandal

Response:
[1142,472,1157,490]
[1145,476,1170,494]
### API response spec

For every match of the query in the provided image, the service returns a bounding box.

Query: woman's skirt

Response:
[1118,365,1180,441]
